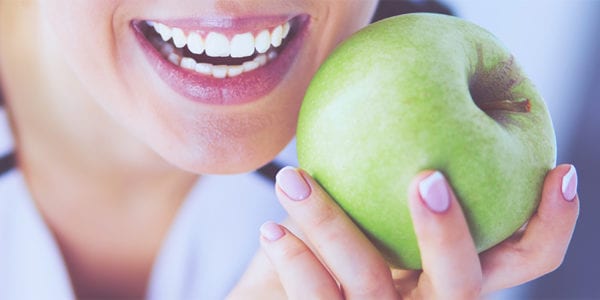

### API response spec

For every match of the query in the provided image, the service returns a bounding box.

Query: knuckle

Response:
[444,282,482,300]
[445,266,483,299]
[539,250,565,275]
[514,241,566,278]
[462,277,483,299]
[456,288,482,300]
[348,267,393,298]
[442,268,483,299]
[307,201,339,229]
[278,238,312,263]
[311,284,341,300]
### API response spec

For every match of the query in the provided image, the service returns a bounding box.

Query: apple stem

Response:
[478,98,531,113]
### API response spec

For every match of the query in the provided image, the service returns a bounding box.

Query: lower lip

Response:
[132,16,309,106]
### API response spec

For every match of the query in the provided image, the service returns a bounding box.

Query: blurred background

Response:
[375,1,599,299]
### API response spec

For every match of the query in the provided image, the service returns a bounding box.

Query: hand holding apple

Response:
[296,13,556,269]
[233,164,579,298]
[234,13,579,298]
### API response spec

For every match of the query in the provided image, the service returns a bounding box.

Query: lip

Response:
[152,15,293,36]
[132,14,310,106]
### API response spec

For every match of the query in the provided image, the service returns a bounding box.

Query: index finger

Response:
[274,166,398,299]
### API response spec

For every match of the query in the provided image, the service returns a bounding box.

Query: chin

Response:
[146,121,294,175]
[163,141,287,175]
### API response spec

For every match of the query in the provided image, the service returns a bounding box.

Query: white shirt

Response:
[0,107,294,299]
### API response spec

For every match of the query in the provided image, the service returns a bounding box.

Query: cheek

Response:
[40,1,119,73]
[39,1,135,118]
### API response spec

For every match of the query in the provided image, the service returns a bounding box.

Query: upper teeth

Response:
[150,21,291,58]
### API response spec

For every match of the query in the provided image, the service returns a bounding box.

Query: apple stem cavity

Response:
[478,98,531,113]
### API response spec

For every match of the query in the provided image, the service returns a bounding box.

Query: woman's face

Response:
[36,0,378,174]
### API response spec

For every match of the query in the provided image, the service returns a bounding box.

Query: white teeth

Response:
[254,30,271,54]
[168,53,181,65]
[271,25,283,47]
[150,20,293,78]
[160,43,176,56]
[242,60,259,72]
[156,23,172,42]
[228,65,244,77]
[151,20,291,57]
[165,51,275,79]
[255,54,267,66]
[171,28,187,48]
[180,57,196,70]
[195,63,212,75]
[212,65,228,78]
[230,32,255,58]
[205,32,230,57]
[187,32,205,55]
[282,22,290,39]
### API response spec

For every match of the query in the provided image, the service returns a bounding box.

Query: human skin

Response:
[0,0,378,297]
[0,0,579,299]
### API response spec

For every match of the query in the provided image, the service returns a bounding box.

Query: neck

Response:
[0,4,201,298]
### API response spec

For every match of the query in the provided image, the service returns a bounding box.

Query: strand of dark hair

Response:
[371,0,453,23]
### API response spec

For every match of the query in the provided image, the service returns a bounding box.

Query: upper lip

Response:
[147,15,294,35]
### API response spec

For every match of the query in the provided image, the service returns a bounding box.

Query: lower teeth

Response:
[151,37,279,79]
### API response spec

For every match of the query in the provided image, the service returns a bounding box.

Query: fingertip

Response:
[409,170,438,193]
[260,221,286,242]
[408,170,436,206]
[531,164,580,234]
[541,164,580,210]
[257,220,342,299]
[409,170,453,214]
[275,166,312,201]
[418,171,451,213]
[560,164,578,202]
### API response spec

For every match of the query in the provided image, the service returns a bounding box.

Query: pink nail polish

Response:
[418,171,450,213]
[260,221,285,241]
[561,165,578,201]
[276,166,311,201]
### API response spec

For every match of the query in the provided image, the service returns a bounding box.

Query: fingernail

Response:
[260,221,285,241]
[276,166,311,201]
[561,165,578,201]
[418,171,450,213]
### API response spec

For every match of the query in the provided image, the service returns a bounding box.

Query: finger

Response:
[408,171,483,300]
[259,221,341,300]
[228,249,288,299]
[480,164,580,293]
[274,166,398,299]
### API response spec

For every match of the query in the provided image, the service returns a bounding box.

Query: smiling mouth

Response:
[132,15,309,105]
[144,18,294,78]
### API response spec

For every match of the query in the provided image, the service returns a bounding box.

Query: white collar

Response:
[0,170,76,299]
[0,108,14,157]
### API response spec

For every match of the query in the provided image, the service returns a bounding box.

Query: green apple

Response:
[296,13,556,269]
